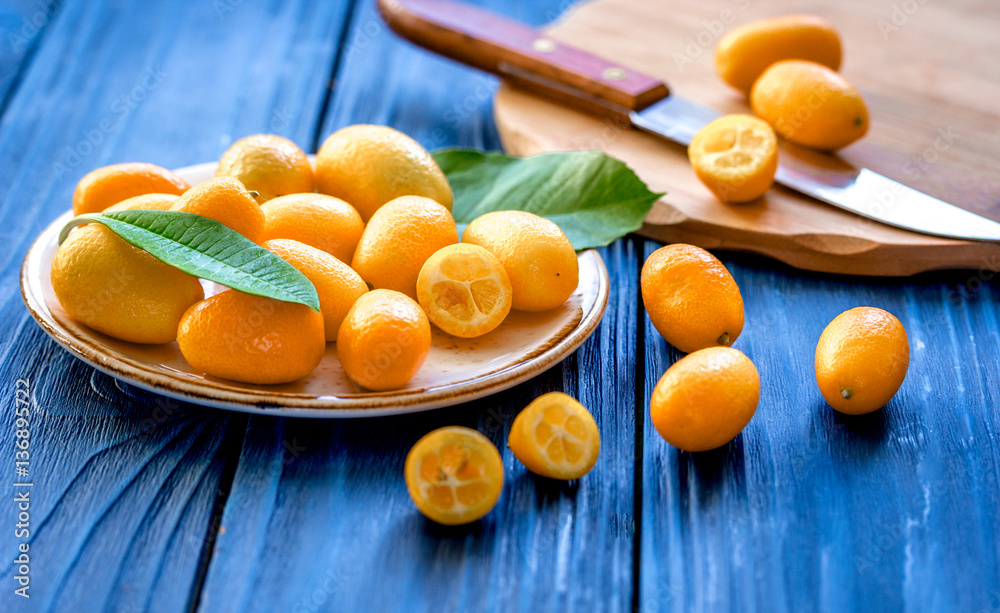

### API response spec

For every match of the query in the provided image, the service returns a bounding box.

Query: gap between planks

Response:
[309,0,362,153]
[0,0,67,120]
[631,236,647,613]
[186,1,364,608]
[178,4,654,608]
[186,414,249,613]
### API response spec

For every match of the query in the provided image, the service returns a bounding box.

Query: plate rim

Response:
[21,182,610,418]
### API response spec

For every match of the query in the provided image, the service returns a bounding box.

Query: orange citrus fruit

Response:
[51,225,204,344]
[508,392,600,480]
[170,177,265,243]
[405,426,504,525]
[715,14,842,95]
[351,195,458,299]
[650,346,760,452]
[462,211,578,312]
[215,134,313,203]
[751,59,869,151]
[815,306,909,415]
[415,244,512,338]
[72,162,190,215]
[688,114,777,203]
[102,193,179,213]
[177,290,325,385]
[336,289,431,391]
[314,124,453,221]
[263,239,367,342]
[641,244,744,353]
[260,193,364,264]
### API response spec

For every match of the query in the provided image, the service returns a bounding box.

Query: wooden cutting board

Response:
[493,0,1000,276]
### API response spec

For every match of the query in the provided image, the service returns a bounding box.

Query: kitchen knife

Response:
[378,0,1000,242]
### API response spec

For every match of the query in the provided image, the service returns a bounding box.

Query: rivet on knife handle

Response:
[379,0,669,123]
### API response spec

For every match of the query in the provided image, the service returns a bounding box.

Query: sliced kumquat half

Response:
[404,426,504,525]
[687,113,778,203]
[508,392,600,480]
[416,243,513,338]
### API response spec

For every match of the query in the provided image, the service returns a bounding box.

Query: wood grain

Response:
[197,4,639,609]
[0,0,353,609]
[639,245,1000,612]
[494,0,1000,276]
[0,325,235,612]
[199,245,641,613]
[0,0,58,109]
[1,0,998,611]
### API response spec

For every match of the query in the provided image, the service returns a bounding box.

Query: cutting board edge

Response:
[494,83,1000,278]
[633,220,1000,278]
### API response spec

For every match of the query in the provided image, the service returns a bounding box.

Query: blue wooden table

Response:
[2,1,998,611]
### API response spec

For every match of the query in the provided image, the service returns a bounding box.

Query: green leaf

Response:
[59,210,320,312]
[433,149,663,249]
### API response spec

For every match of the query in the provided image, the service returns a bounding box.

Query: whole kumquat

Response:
[815,306,909,414]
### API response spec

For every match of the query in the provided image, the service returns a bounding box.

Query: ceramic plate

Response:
[20,161,609,417]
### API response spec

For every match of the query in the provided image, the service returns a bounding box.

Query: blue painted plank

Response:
[0,0,355,609]
[5,0,998,610]
[320,0,572,152]
[198,3,644,608]
[0,325,234,612]
[198,239,641,613]
[0,0,61,109]
[639,245,1000,611]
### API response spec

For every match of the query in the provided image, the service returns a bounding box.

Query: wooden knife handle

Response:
[378,0,669,123]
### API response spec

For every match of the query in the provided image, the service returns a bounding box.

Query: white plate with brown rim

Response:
[20,161,610,417]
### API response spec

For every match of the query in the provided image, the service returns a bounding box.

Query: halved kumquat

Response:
[688,114,777,203]
[405,426,504,525]
[416,244,512,338]
[508,392,600,480]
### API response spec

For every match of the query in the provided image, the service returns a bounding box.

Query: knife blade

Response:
[379,0,1000,243]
